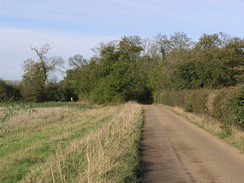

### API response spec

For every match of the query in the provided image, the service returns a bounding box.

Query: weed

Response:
[219,125,233,138]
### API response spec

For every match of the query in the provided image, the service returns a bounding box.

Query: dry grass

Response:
[0,102,142,183]
[158,104,244,152]
[79,102,142,183]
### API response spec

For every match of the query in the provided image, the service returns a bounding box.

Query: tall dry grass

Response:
[25,102,142,183]
[78,102,142,183]
[1,102,142,183]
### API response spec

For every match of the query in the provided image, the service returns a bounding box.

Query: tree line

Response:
[1,32,243,104]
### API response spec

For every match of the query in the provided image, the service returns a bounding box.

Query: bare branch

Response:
[68,54,87,69]
[23,44,64,86]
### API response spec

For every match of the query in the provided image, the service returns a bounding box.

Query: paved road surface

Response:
[140,105,244,183]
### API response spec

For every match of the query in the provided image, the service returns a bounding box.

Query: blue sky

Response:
[0,0,244,80]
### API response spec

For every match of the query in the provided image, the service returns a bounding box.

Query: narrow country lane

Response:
[140,105,244,183]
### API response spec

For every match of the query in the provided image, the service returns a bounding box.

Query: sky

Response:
[0,0,244,80]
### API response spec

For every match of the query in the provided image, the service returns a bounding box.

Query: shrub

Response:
[184,93,194,112]
[156,86,243,129]
[211,90,227,120]
[0,80,21,102]
[191,90,209,114]
[225,85,244,128]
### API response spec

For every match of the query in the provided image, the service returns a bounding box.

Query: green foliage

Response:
[20,44,64,102]
[185,93,195,112]
[171,42,243,90]
[191,90,208,113]
[0,80,21,102]
[168,33,243,91]
[91,60,133,104]
[20,77,63,102]
[172,61,203,90]
[211,91,227,119]
[225,86,244,128]
[17,33,243,104]
[58,79,76,101]
[20,82,45,102]
[197,33,221,49]
[62,36,154,104]
[155,86,244,129]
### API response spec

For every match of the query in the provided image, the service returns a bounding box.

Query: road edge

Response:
[154,103,244,153]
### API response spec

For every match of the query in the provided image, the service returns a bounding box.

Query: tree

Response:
[170,32,193,50]
[21,44,64,101]
[62,55,99,102]
[155,33,172,60]
[28,44,64,85]
[155,32,193,62]
[226,37,244,84]
[57,33,243,104]
[68,54,88,69]
[87,36,153,104]
[118,36,143,61]
[140,38,161,62]
[197,33,221,49]
[168,33,244,90]
[92,60,132,104]
[98,44,120,77]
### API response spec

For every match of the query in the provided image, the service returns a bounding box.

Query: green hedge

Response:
[155,85,244,129]
[0,80,21,102]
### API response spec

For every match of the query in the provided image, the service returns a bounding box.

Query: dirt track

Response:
[139,105,244,183]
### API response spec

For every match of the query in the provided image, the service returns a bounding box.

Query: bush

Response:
[184,93,194,112]
[211,90,227,120]
[225,85,244,128]
[157,90,190,108]
[20,82,45,102]
[0,80,21,102]
[156,86,244,129]
[191,90,208,114]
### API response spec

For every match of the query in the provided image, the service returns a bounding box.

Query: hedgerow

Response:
[155,85,244,129]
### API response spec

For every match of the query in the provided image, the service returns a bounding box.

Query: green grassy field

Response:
[0,102,143,183]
